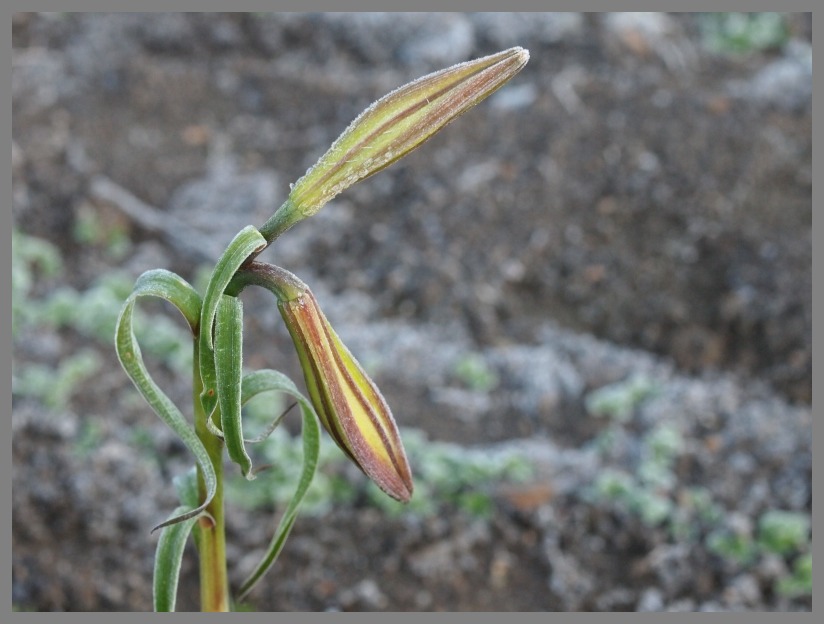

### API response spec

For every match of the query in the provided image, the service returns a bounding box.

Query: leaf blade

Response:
[198,226,266,418]
[153,505,199,612]
[132,268,203,333]
[236,370,321,600]
[215,294,252,478]
[114,271,215,531]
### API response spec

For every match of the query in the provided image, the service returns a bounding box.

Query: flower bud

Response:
[279,288,413,502]
[260,46,529,242]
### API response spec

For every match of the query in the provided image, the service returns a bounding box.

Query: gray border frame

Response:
[6,3,816,623]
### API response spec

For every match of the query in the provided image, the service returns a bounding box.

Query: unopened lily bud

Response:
[279,288,413,502]
[260,46,529,242]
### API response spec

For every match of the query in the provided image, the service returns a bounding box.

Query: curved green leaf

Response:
[236,370,321,601]
[132,269,202,333]
[199,226,266,418]
[153,505,199,612]
[115,271,215,530]
[215,294,252,478]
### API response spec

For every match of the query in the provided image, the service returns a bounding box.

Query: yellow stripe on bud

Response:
[279,289,413,502]
[260,46,529,242]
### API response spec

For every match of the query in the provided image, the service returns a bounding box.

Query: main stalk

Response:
[193,344,230,612]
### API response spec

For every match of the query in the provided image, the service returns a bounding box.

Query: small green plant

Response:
[452,352,499,392]
[706,508,811,598]
[227,426,533,520]
[12,229,62,337]
[757,510,810,556]
[588,422,729,533]
[637,423,683,490]
[585,376,811,602]
[13,237,194,420]
[776,552,812,598]
[757,510,812,599]
[681,486,724,526]
[14,349,102,409]
[366,428,533,519]
[699,12,789,55]
[591,467,674,528]
[74,417,107,458]
[706,528,760,567]
[113,48,529,611]
[73,202,132,260]
[13,231,191,371]
[585,374,658,423]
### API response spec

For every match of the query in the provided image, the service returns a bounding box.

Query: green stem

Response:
[257,198,301,246]
[193,344,230,612]
[226,261,306,302]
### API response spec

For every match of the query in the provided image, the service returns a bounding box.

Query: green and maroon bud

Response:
[228,262,412,500]
[259,46,529,242]
[277,283,413,502]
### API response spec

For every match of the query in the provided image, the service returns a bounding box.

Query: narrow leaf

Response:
[199,226,266,418]
[236,370,321,600]
[115,273,215,531]
[215,294,252,478]
[131,269,203,334]
[153,505,199,612]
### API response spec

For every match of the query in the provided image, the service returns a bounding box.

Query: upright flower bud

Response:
[259,46,530,242]
[278,285,413,502]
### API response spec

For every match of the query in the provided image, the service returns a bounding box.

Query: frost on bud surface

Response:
[261,46,529,241]
[279,288,413,502]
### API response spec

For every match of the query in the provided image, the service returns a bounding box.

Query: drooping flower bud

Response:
[228,262,413,501]
[277,284,413,502]
[259,46,530,242]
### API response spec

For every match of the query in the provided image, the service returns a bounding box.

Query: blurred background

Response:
[12,13,811,611]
